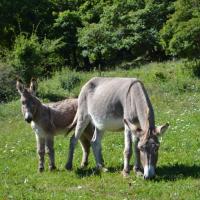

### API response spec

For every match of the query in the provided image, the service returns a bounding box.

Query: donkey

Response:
[66,77,169,179]
[16,78,94,172]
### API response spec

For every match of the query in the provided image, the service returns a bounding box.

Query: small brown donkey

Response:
[16,78,93,172]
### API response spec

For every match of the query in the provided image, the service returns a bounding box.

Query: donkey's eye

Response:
[22,101,26,105]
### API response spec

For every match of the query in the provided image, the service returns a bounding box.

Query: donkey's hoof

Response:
[80,162,88,169]
[65,163,72,171]
[102,167,108,172]
[80,165,88,170]
[49,165,56,171]
[38,167,44,173]
[95,165,108,172]
[121,170,129,178]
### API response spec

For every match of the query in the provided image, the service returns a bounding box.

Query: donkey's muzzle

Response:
[143,174,155,180]
[143,165,156,180]
[24,112,33,123]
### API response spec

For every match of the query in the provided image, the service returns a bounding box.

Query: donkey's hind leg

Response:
[91,128,105,170]
[65,115,90,170]
[79,135,91,168]
[79,123,95,168]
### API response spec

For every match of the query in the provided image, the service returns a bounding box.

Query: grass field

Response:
[1,61,200,199]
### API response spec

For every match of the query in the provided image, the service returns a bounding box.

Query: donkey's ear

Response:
[16,79,25,94]
[29,77,37,96]
[124,119,144,137]
[154,123,169,136]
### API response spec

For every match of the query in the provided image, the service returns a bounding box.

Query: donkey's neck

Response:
[33,100,49,123]
[133,82,155,131]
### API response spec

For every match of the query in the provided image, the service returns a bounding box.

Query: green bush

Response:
[154,72,167,82]
[0,62,17,102]
[183,59,200,78]
[160,0,200,59]
[60,73,81,93]
[8,33,64,83]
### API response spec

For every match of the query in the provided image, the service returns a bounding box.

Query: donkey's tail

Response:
[65,111,78,136]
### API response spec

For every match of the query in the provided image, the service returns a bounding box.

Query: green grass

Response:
[1,60,200,199]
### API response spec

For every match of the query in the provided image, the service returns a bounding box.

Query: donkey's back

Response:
[45,98,78,134]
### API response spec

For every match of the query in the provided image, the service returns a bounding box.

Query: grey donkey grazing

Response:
[66,77,169,179]
[16,78,94,172]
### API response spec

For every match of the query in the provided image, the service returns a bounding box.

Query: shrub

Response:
[0,62,17,103]
[160,0,200,59]
[155,72,167,82]
[8,33,64,83]
[183,59,200,78]
[60,73,81,93]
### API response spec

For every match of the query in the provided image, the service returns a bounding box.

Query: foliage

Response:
[0,62,17,103]
[53,10,82,67]
[8,33,64,83]
[0,0,177,71]
[78,0,175,66]
[60,73,81,93]
[160,0,200,59]
[0,0,199,71]
[78,0,108,24]
[78,23,115,64]
[183,59,200,78]
[0,0,55,47]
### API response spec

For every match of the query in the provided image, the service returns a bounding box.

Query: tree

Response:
[78,23,115,67]
[160,0,200,59]
[8,33,64,82]
[53,10,82,68]
[0,0,55,48]
[78,0,175,67]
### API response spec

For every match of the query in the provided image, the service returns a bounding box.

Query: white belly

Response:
[91,116,124,131]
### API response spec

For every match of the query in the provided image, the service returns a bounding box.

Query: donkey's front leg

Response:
[45,135,56,171]
[36,134,45,172]
[122,128,132,177]
[133,137,143,176]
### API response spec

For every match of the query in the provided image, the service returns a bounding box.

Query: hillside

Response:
[1,61,200,199]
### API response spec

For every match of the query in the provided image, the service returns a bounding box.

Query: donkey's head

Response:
[124,119,169,179]
[16,78,39,123]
